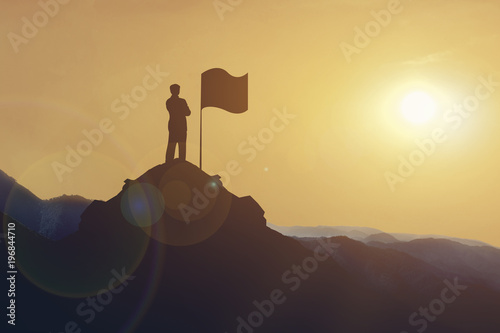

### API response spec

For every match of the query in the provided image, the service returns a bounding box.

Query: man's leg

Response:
[179,142,186,161]
[166,141,177,163]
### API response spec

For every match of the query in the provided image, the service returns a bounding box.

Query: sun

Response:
[400,91,437,124]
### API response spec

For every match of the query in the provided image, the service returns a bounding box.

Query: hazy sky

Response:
[2,0,500,246]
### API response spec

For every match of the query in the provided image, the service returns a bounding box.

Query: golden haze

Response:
[1,0,500,246]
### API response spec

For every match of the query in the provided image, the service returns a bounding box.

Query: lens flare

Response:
[121,183,166,227]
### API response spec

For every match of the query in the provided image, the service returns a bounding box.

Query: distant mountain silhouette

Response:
[369,238,500,292]
[0,169,91,239]
[389,232,494,248]
[298,236,500,333]
[0,169,42,232]
[363,232,400,243]
[268,224,379,240]
[2,160,500,332]
[268,223,493,247]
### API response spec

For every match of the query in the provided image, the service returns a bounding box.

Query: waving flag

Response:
[201,68,248,113]
[199,68,249,169]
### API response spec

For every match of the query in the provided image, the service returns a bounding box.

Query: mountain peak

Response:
[79,158,266,246]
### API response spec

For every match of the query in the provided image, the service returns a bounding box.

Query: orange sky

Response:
[2,0,500,246]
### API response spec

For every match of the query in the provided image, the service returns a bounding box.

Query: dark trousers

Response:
[166,131,187,162]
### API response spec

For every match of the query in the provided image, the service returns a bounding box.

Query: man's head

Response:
[170,84,180,96]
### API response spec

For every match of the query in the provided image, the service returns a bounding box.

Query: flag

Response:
[201,68,248,113]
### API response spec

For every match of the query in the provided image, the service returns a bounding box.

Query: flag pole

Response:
[199,106,203,170]
[199,74,203,170]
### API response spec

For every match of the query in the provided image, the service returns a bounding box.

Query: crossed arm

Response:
[182,99,191,116]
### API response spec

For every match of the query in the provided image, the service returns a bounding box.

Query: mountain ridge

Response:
[268,223,495,248]
[2,161,500,332]
[0,169,91,239]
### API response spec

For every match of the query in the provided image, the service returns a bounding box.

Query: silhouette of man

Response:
[165,84,191,162]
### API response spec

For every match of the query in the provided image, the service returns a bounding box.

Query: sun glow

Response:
[401,91,437,124]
